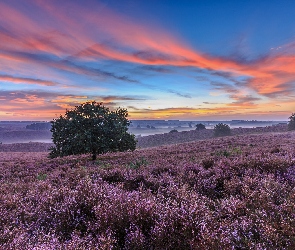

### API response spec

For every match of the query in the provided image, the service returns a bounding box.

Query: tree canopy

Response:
[49,101,136,160]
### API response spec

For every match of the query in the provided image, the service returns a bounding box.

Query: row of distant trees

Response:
[170,122,231,137]
[26,122,51,130]
[47,102,295,160]
[173,114,295,136]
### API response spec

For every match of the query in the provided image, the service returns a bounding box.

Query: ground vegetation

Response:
[1,131,295,248]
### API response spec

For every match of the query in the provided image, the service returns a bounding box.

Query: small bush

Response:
[36,173,47,181]
[214,149,231,158]
[270,147,280,154]
[169,129,178,133]
[213,146,242,158]
[128,157,148,169]
[196,123,206,130]
[201,158,215,169]
[214,123,231,137]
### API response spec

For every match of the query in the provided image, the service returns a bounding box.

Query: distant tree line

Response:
[26,122,52,130]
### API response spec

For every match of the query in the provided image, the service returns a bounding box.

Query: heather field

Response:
[137,124,288,148]
[1,131,295,249]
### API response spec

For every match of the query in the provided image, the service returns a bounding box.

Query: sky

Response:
[0,0,295,121]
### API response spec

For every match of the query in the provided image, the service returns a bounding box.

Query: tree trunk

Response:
[92,148,97,161]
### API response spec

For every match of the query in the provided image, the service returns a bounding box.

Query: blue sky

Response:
[0,0,295,120]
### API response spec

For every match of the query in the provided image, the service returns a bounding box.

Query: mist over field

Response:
[0,121,52,144]
[0,119,287,144]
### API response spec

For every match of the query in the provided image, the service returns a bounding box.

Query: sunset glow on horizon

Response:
[0,0,295,121]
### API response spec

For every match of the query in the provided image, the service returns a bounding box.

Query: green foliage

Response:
[213,123,231,137]
[214,149,231,157]
[230,146,242,155]
[49,101,136,160]
[128,157,148,169]
[195,123,206,130]
[288,113,295,131]
[169,129,178,133]
[37,173,47,181]
[95,160,112,169]
[212,146,242,158]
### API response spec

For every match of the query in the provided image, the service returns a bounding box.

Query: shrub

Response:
[214,149,231,158]
[201,158,215,169]
[36,173,47,181]
[128,157,148,169]
[50,101,136,160]
[195,123,206,130]
[288,113,295,131]
[214,123,231,137]
[169,129,178,133]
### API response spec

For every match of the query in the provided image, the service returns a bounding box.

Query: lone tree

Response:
[196,123,206,130]
[288,113,295,131]
[50,101,136,160]
[214,123,231,137]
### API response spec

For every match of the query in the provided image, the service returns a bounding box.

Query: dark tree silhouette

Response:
[196,123,206,130]
[214,123,231,137]
[50,101,136,160]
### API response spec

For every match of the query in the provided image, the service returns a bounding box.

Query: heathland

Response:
[0,125,295,249]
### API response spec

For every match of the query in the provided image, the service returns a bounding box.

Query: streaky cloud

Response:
[0,74,57,86]
[1,0,295,99]
[167,89,192,98]
[0,0,294,120]
[140,66,173,73]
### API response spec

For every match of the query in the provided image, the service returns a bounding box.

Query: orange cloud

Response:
[0,0,294,121]
[33,0,295,98]
[128,100,292,120]
[0,1,244,71]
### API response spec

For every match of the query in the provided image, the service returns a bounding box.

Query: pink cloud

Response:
[0,75,57,86]
[33,0,295,98]
[0,0,294,114]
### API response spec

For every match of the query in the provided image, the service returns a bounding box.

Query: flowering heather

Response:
[0,142,53,152]
[0,130,295,249]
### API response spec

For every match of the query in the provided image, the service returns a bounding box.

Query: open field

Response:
[1,130,295,249]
